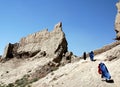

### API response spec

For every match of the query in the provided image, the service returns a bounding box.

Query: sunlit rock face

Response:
[2,22,68,59]
[17,22,68,57]
[115,1,120,40]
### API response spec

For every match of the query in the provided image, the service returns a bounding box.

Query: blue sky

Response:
[0,0,118,56]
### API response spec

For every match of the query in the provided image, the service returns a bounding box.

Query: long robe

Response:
[99,63,111,80]
[89,51,94,61]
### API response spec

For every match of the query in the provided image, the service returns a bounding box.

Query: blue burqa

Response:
[89,51,94,61]
[99,63,111,80]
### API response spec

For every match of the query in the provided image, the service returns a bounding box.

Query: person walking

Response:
[83,52,86,60]
[98,62,111,82]
[89,51,94,61]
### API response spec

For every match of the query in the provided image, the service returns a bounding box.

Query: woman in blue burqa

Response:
[89,51,94,61]
[98,62,111,81]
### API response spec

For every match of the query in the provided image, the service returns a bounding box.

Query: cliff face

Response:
[17,22,67,57]
[2,22,68,59]
[115,1,120,40]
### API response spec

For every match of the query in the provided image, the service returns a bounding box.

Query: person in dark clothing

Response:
[98,62,111,81]
[83,52,86,60]
[89,51,94,61]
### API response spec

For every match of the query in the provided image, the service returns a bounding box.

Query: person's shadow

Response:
[92,59,96,62]
[106,79,114,83]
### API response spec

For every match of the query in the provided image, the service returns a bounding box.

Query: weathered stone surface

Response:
[2,22,68,59]
[2,43,12,59]
[2,43,19,59]
[17,22,67,57]
[115,2,120,40]
[0,55,2,61]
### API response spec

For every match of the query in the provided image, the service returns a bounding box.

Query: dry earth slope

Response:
[32,44,120,87]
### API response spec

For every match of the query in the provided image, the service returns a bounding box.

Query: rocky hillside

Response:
[0,21,120,87]
[0,22,78,87]
[31,43,120,87]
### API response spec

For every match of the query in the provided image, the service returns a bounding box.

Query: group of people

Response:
[83,51,113,83]
[83,51,94,61]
